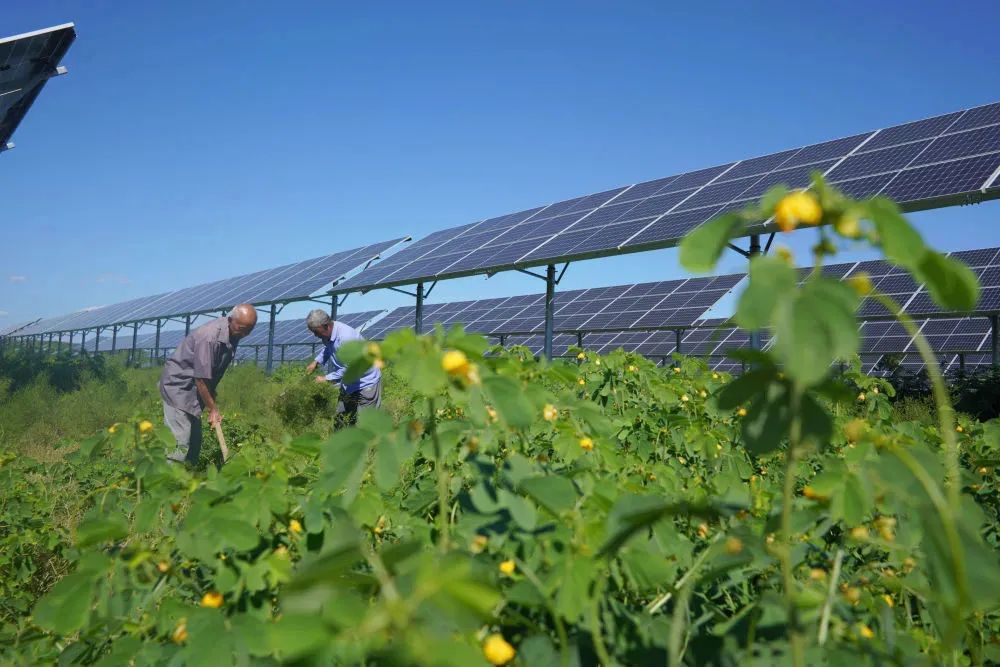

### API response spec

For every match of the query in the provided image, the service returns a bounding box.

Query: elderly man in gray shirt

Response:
[158,304,257,464]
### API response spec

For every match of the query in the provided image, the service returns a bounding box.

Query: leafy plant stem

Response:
[589,573,615,667]
[781,383,805,667]
[646,532,722,614]
[427,397,449,553]
[818,548,844,645]
[668,579,693,667]
[872,292,960,511]
[516,558,570,667]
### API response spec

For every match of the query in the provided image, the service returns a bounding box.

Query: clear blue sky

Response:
[2,1,999,328]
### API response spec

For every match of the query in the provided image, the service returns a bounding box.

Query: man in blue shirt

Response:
[304,309,381,427]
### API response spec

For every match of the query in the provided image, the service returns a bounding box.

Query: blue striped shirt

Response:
[314,321,381,393]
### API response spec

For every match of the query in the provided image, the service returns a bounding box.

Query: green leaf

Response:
[741,382,791,455]
[679,212,747,273]
[914,250,980,313]
[212,518,261,552]
[75,515,128,548]
[716,368,776,410]
[772,278,859,387]
[374,438,405,492]
[32,572,95,634]
[318,428,371,497]
[520,475,578,515]
[268,614,330,661]
[735,256,797,331]
[498,489,537,530]
[866,197,926,268]
[482,376,535,429]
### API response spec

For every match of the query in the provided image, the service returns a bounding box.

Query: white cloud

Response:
[96,273,130,285]
[0,310,8,317]
[7,275,27,283]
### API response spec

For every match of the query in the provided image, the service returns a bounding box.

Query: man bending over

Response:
[158,303,257,464]
[304,309,381,427]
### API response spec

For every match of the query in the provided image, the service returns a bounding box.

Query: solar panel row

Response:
[334,101,1000,294]
[13,239,406,337]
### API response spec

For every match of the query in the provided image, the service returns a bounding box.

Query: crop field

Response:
[1,181,999,666]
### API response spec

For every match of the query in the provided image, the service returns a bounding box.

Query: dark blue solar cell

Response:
[826,172,896,200]
[883,153,1000,204]
[627,208,720,247]
[827,142,930,181]
[862,112,964,151]
[912,124,1000,166]
[675,175,764,211]
[722,148,802,180]
[944,334,986,351]
[740,161,837,200]
[949,247,1000,268]
[979,265,1000,287]
[613,190,690,220]
[977,287,1000,310]
[948,102,1000,133]
[661,164,735,192]
[780,133,873,168]
[904,293,939,314]
[562,187,630,214]
[616,175,681,203]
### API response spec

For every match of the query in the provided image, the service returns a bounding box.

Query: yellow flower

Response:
[871,386,879,394]
[882,594,894,608]
[373,358,385,370]
[849,526,869,540]
[200,591,224,608]
[834,213,862,238]
[678,456,687,465]
[696,523,710,539]
[844,587,862,604]
[876,516,896,541]
[594,359,600,366]
[956,424,964,433]
[809,568,827,581]
[157,561,170,573]
[542,404,558,422]
[499,559,516,576]
[441,350,470,376]
[579,437,594,451]
[802,486,827,501]
[858,624,874,639]
[482,634,516,665]
[672,366,681,374]
[628,364,638,372]
[289,519,303,534]
[712,372,719,380]
[724,537,743,555]
[486,406,498,423]
[578,378,586,386]
[902,557,916,572]
[775,246,794,264]
[847,272,874,296]
[108,424,118,434]
[774,191,822,232]
[680,394,690,402]
[699,390,707,398]
[737,407,747,417]
[471,535,488,552]
[576,352,585,360]
[139,420,154,434]
[857,392,867,402]
[844,418,866,442]
[171,619,188,644]
[365,341,381,357]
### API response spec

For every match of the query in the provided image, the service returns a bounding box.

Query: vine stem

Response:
[781,383,805,667]
[515,558,570,667]
[872,293,960,512]
[817,549,844,645]
[427,397,450,553]
[589,573,615,667]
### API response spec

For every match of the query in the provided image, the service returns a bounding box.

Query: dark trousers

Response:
[335,381,382,428]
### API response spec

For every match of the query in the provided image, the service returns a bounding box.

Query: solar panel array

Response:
[0,24,75,150]
[234,310,384,364]
[335,101,1000,293]
[13,239,406,337]
[364,274,743,340]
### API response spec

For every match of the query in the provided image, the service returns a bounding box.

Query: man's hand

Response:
[208,407,222,427]
[306,361,318,374]
[314,375,328,384]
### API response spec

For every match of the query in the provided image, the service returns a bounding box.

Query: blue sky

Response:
[2,1,999,329]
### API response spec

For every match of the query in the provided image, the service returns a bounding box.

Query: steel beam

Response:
[130,323,139,365]
[94,327,102,355]
[748,234,762,350]
[415,282,425,334]
[154,319,162,365]
[185,314,192,336]
[265,304,277,374]
[68,331,74,356]
[81,330,87,354]
[543,264,556,360]
[330,296,338,321]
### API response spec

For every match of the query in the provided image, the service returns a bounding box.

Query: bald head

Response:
[228,303,258,341]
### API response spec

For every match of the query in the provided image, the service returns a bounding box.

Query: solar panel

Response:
[13,239,407,336]
[364,275,742,340]
[0,24,75,151]
[235,310,385,366]
[336,102,1000,293]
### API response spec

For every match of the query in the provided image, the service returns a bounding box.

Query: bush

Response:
[272,374,338,430]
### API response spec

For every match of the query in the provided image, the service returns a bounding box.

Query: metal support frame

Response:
[68,331,74,356]
[130,323,139,365]
[94,327,103,355]
[185,314,192,336]
[154,319,162,364]
[959,352,966,372]
[265,304,277,374]
[415,282,425,334]
[280,344,286,364]
[747,234,763,350]
[675,329,682,355]
[543,264,556,360]
[577,332,584,349]
[330,296,338,321]
[111,325,119,353]
[81,330,87,354]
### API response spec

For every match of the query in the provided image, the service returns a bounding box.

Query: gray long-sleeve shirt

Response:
[158,317,235,416]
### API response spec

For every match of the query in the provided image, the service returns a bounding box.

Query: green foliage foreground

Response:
[1,178,999,666]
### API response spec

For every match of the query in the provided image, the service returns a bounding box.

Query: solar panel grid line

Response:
[982,160,1000,191]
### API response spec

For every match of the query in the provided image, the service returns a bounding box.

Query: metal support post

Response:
[330,296,338,321]
[47,333,54,354]
[543,264,556,361]
[185,314,192,336]
[130,323,139,366]
[68,331,75,356]
[577,332,584,349]
[265,304,277,374]
[415,282,424,334]
[748,234,763,350]
[675,329,682,356]
[111,326,118,353]
[991,314,999,368]
[81,331,87,354]
[255,345,260,366]
[94,327,102,355]
[499,334,507,346]
[154,319,162,365]
[280,344,286,364]
[959,352,966,372]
